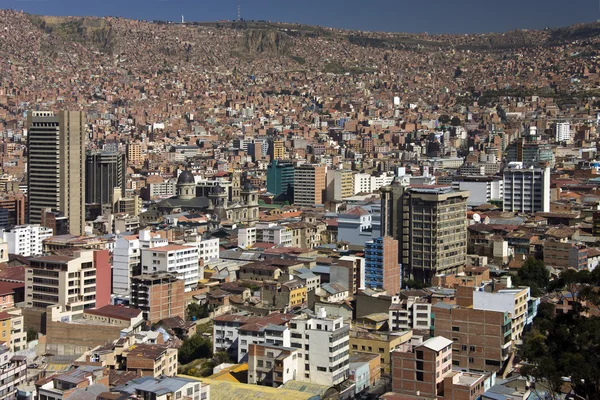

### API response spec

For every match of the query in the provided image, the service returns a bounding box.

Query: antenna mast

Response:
[238,3,241,21]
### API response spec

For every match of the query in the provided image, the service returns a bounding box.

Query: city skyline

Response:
[3,0,599,34]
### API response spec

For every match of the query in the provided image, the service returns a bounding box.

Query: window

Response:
[352,344,358,350]
[257,360,263,367]
[416,371,424,381]
[317,366,327,372]
[470,345,475,352]
[266,361,272,368]
[378,348,385,353]
[452,326,459,332]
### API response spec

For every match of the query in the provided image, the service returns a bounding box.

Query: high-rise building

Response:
[27,111,85,235]
[382,185,469,283]
[267,160,294,196]
[503,162,550,213]
[293,164,326,206]
[1,224,53,256]
[326,169,354,201]
[85,151,126,206]
[269,139,285,160]
[555,121,570,142]
[126,143,143,165]
[364,237,400,294]
[140,245,200,292]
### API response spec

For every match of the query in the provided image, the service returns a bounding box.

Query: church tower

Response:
[231,172,242,203]
[241,181,259,227]
[176,170,196,200]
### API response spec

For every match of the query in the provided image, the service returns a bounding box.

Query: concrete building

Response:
[0,345,26,399]
[85,151,126,206]
[25,249,106,310]
[364,237,400,295]
[289,309,350,386]
[383,185,469,283]
[293,164,326,206]
[27,111,85,235]
[389,294,432,332]
[0,308,26,352]
[248,343,301,387]
[503,162,550,213]
[266,160,294,196]
[126,143,143,165]
[130,273,186,323]
[0,224,53,256]
[433,302,512,373]
[238,323,291,362]
[326,169,354,201]
[112,230,168,295]
[349,330,412,374]
[452,176,503,207]
[337,207,373,246]
[555,121,570,142]
[140,244,200,292]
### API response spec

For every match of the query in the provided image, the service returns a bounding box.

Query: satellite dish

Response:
[473,213,481,223]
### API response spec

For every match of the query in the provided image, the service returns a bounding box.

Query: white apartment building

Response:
[555,122,570,142]
[1,224,52,256]
[185,237,219,264]
[238,227,257,248]
[353,172,395,195]
[289,309,350,386]
[113,230,168,295]
[238,323,290,362]
[503,162,550,213]
[238,224,292,248]
[141,245,199,292]
[389,295,432,331]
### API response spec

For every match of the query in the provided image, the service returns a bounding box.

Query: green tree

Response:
[186,303,209,321]
[450,116,462,126]
[26,327,37,342]
[438,114,450,125]
[179,334,212,364]
[516,257,550,296]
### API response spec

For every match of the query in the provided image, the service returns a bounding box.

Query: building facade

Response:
[27,110,85,235]
[364,237,400,295]
[85,151,126,206]
[266,160,294,196]
[503,162,550,213]
[293,164,326,206]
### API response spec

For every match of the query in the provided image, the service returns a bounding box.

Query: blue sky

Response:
[4,0,598,34]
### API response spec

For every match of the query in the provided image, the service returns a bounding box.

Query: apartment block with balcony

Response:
[0,309,26,352]
[503,162,550,213]
[0,345,26,399]
[288,309,350,386]
[1,224,53,257]
[293,164,326,206]
[395,186,469,283]
[25,250,98,311]
[238,324,290,362]
[389,295,432,332]
[141,244,199,292]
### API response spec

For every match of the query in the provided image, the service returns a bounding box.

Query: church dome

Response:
[177,170,195,185]
[212,184,226,195]
[242,181,255,192]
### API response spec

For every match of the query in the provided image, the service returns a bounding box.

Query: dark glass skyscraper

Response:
[266,159,294,196]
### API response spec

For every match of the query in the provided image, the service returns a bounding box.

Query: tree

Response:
[186,303,209,321]
[179,334,212,364]
[450,116,462,126]
[454,66,463,79]
[26,327,38,342]
[516,257,550,296]
[438,114,450,125]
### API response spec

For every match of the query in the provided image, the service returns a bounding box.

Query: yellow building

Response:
[261,280,307,310]
[272,140,285,160]
[350,329,412,373]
